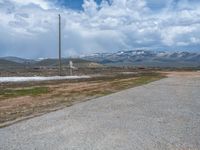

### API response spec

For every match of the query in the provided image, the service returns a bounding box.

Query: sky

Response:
[0,0,200,58]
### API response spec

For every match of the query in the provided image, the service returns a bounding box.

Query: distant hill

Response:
[1,56,36,64]
[83,50,200,68]
[0,56,103,69]
[1,50,199,69]
[34,58,103,68]
[0,59,23,69]
[35,59,58,66]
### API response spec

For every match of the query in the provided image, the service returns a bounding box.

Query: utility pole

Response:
[58,14,62,76]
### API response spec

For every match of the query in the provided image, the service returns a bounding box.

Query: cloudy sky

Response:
[0,0,200,58]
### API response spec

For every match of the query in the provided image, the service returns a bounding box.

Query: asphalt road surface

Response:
[0,72,200,150]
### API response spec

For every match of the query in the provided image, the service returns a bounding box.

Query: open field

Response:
[0,71,199,150]
[0,71,164,127]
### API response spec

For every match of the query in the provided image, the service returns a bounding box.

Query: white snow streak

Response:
[0,76,90,83]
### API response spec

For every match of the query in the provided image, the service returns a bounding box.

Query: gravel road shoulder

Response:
[0,72,200,150]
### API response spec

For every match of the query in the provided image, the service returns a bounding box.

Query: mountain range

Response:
[0,57,100,69]
[82,50,200,68]
[0,50,200,68]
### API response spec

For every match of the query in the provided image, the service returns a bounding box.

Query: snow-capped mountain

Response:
[83,50,200,67]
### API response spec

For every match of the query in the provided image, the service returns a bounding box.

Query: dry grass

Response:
[0,72,164,127]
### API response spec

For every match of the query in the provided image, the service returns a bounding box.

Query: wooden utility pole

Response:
[58,14,62,76]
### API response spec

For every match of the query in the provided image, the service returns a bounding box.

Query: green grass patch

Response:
[0,87,49,99]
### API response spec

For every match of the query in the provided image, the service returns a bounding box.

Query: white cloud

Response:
[82,0,98,16]
[12,0,52,10]
[0,0,200,58]
[161,25,197,46]
[190,37,200,44]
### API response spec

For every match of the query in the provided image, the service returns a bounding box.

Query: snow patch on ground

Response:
[0,76,90,83]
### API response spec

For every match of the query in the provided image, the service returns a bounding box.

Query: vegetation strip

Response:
[0,87,49,99]
[0,72,165,127]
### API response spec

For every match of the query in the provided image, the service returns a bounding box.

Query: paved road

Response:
[1,74,200,150]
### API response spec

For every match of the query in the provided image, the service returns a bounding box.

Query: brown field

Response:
[162,71,200,77]
[0,71,164,127]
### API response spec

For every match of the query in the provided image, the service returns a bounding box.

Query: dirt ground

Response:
[0,72,163,127]
[1,71,199,127]
[161,71,200,77]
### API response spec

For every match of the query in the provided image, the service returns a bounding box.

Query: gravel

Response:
[0,75,200,150]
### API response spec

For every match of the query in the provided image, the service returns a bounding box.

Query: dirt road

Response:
[0,72,200,150]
